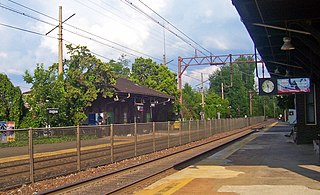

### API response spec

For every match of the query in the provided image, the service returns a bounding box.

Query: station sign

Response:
[47,108,59,114]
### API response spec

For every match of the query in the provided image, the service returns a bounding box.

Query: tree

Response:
[23,45,117,127]
[130,57,179,117]
[130,57,178,98]
[63,44,117,125]
[23,63,66,127]
[109,54,130,78]
[0,74,23,127]
[182,83,202,120]
[209,56,258,117]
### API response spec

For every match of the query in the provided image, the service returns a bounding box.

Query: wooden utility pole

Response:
[46,7,74,75]
[221,82,224,100]
[58,6,63,75]
[201,73,205,120]
[249,90,253,116]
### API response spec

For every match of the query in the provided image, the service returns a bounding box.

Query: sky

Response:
[0,0,262,92]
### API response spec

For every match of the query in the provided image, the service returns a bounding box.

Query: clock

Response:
[261,80,275,93]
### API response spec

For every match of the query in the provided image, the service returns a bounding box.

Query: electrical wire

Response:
[138,0,212,55]
[120,0,208,56]
[3,0,162,62]
[0,22,56,39]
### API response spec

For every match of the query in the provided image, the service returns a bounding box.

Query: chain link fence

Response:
[0,116,264,189]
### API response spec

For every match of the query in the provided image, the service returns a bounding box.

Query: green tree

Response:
[209,56,257,117]
[23,45,117,127]
[204,90,229,119]
[63,44,116,125]
[0,74,23,127]
[22,63,66,127]
[181,83,202,120]
[130,57,178,98]
[109,54,130,78]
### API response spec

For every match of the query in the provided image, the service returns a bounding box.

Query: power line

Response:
[120,0,208,56]
[0,22,56,39]
[71,0,192,55]
[138,0,212,55]
[4,0,162,62]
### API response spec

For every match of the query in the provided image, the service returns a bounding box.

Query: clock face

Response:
[262,80,275,93]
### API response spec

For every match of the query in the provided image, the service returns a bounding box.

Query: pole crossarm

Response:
[178,53,263,118]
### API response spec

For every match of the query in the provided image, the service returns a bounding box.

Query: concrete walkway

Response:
[136,122,320,195]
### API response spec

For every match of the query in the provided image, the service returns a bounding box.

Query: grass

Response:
[0,131,97,148]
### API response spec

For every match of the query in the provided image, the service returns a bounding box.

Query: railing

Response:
[0,116,264,189]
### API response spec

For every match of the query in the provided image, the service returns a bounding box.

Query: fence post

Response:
[153,122,156,152]
[134,122,137,156]
[28,128,34,183]
[179,121,182,145]
[209,119,212,136]
[110,124,114,163]
[197,120,200,140]
[76,125,81,171]
[204,119,207,138]
[188,120,191,142]
[167,121,170,148]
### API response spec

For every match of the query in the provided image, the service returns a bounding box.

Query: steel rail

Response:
[39,123,266,194]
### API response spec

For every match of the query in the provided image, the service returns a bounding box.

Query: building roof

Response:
[232,0,320,79]
[114,77,174,99]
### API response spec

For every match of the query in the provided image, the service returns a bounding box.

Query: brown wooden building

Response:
[87,78,175,124]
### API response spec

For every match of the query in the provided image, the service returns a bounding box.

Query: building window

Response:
[306,84,316,124]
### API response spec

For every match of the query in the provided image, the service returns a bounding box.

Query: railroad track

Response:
[38,125,263,195]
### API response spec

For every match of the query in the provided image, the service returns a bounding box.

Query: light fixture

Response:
[281,37,295,50]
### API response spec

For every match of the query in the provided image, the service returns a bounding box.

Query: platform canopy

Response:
[232,0,320,79]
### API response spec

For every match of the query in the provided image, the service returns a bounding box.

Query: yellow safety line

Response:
[0,140,131,163]
[135,178,193,195]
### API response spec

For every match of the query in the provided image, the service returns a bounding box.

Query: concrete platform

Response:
[136,122,320,195]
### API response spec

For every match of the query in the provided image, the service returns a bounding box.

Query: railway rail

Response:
[0,117,266,192]
[38,122,268,194]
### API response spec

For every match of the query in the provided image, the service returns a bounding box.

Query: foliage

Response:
[181,83,202,120]
[0,74,23,127]
[64,44,116,125]
[130,57,179,116]
[109,54,130,78]
[181,83,229,120]
[209,56,278,117]
[130,57,178,98]
[23,45,116,127]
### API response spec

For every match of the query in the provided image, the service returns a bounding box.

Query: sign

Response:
[0,121,15,143]
[259,77,310,95]
[277,78,310,94]
[47,108,59,114]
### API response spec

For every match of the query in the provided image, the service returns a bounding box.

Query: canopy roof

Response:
[232,0,320,78]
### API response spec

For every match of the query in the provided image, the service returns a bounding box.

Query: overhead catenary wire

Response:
[137,0,212,55]
[3,0,162,62]
[120,0,209,56]
[2,0,204,82]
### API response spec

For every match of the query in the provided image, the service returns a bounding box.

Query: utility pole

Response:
[201,73,205,120]
[221,82,224,100]
[263,97,266,120]
[46,7,75,75]
[249,90,253,116]
[58,6,63,75]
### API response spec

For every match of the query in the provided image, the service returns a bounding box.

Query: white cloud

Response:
[0,52,8,58]
[0,0,253,89]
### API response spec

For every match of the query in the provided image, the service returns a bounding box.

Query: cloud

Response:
[0,0,254,90]
[182,66,220,88]
[0,52,8,58]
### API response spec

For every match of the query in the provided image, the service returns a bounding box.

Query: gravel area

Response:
[0,128,250,195]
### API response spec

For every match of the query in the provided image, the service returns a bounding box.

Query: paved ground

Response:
[136,122,320,195]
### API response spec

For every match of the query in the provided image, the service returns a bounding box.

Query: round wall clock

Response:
[261,80,275,93]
